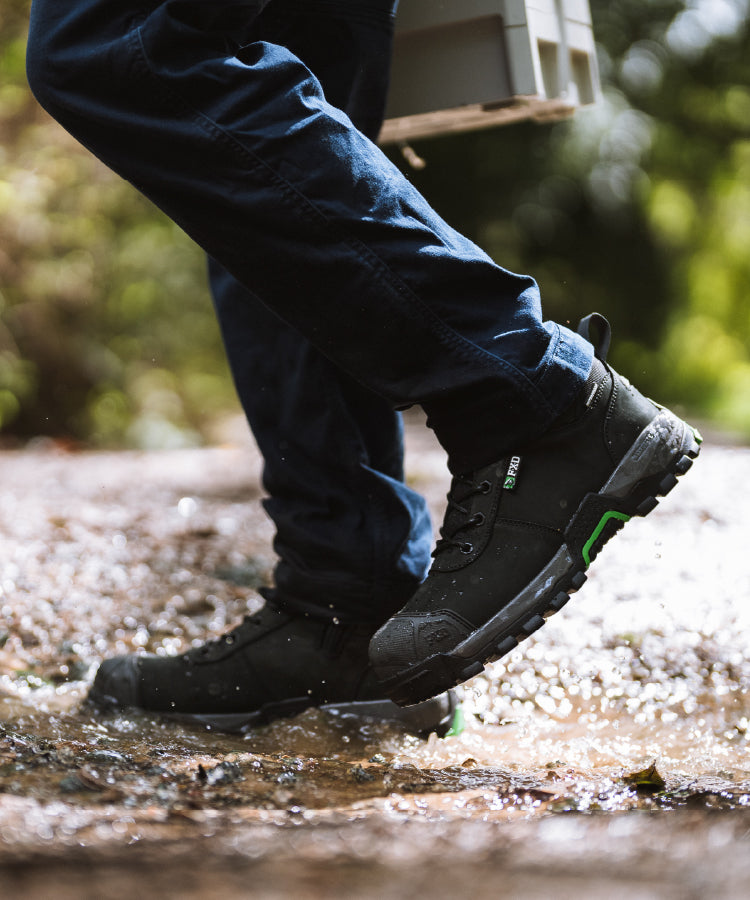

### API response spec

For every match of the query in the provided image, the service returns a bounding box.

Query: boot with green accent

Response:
[370,313,702,706]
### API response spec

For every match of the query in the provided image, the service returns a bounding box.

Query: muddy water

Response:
[0,428,749,896]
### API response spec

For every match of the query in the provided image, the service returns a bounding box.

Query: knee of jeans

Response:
[26,25,68,117]
[25,14,95,121]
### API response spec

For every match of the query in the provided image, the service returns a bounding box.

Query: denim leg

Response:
[211,261,432,621]
[26,0,594,476]
[206,2,430,622]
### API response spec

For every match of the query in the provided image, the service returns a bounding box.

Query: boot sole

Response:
[381,410,702,706]
[166,689,460,737]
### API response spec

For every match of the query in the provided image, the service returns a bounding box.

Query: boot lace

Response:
[191,604,274,660]
[433,475,492,556]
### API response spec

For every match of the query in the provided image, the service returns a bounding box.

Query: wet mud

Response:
[0,421,749,897]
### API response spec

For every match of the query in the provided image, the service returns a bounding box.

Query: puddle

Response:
[1,653,748,829]
[0,438,749,893]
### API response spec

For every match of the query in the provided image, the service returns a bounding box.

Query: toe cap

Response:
[88,656,142,708]
[369,611,473,679]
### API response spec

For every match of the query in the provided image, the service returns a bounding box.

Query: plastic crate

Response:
[380,0,600,143]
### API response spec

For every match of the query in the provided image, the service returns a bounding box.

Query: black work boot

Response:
[88,596,458,736]
[370,314,702,705]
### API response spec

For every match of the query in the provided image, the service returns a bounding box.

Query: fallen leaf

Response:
[623,762,666,793]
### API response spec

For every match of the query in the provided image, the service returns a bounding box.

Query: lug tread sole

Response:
[168,692,458,737]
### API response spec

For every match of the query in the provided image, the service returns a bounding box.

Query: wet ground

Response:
[0,418,749,897]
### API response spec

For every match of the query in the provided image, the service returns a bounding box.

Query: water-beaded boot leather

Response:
[89,596,457,735]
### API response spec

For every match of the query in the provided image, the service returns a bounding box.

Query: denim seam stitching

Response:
[532,322,563,400]
[537,325,591,415]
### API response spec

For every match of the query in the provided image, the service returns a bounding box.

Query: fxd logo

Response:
[503,455,522,490]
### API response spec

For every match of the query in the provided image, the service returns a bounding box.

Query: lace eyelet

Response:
[460,542,474,554]
[471,513,485,527]
[479,480,491,494]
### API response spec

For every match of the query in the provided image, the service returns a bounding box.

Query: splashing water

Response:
[0,437,749,877]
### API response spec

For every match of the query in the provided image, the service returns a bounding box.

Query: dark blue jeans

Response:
[26,0,594,623]
[207,4,434,622]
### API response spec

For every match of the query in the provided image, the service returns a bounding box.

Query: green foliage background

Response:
[1,0,749,446]
[398,0,750,436]
[0,0,232,447]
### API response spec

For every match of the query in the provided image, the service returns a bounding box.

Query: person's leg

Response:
[43,0,445,733]
[210,265,431,624]
[208,0,431,625]
[25,0,595,476]
[26,0,700,714]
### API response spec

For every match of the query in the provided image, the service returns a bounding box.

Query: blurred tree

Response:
[395,0,750,434]
[1,0,749,443]
[0,0,232,446]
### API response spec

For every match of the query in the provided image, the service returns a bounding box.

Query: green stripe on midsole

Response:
[445,705,465,738]
[582,510,631,567]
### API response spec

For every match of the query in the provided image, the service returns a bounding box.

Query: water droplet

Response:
[177,497,198,518]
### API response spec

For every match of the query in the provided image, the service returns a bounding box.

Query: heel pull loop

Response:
[577,312,611,362]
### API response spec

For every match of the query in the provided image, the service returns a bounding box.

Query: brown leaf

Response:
[623,762,666,792]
